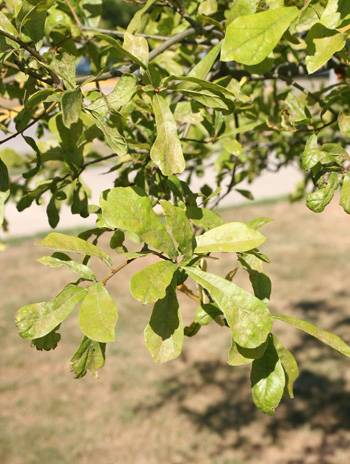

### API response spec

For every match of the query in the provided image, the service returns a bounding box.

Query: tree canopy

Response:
[1,0,350,415]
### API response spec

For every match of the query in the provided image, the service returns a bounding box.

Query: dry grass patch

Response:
[1,198,350,464]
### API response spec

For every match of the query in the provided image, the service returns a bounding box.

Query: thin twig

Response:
[102,258,136,286]
[0,29,61,86]
[3,60,51,85]
[177,283,201,303]
[0,102,57,146]
[64,0,82,26]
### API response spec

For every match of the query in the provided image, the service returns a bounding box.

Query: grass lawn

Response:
[1,198,350,464]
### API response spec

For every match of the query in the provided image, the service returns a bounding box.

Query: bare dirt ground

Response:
[1,197,350,464]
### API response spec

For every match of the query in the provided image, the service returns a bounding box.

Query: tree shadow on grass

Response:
[134,298,350,462]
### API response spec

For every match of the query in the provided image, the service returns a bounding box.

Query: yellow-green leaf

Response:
[37,232,113,267]
[274,314,350,357]
[79,282,118,343]
[195,222,266,253]
[100,186,177,259]
[130,261,178,305]
[184,267,273,348]
[221,7,299,65]
[144,278,183,363]
[251,334,286,415]
[150,94,185,176]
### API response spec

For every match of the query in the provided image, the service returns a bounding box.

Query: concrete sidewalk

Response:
[1,161,303,238]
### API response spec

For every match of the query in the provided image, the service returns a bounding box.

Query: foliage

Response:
[1,0,350,415]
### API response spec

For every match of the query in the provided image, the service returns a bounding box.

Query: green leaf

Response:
[26,89,58,109]
[198,0,218,16]
[161,200,195,259]
[144,277,183,363]
[127,0,158,34]
[340,173,350,214]
[0,158,9,229]
[31,329,61,351]
[16,0,55,27]
[70,335,106,379]
[62,89,83,128]
[272,334,299,399]
[123,31,149,68]
[36,232,113,267]
[305,24,346,74]
[107,73,138,110]
[251,334,285,415]
[306,172,339,213]
[221,7,299,65]
[319,0,350,29]
[130,261,178,305]
[184,267,273,348]
[37,252,97,281]
[95,32,147,70]
[186,206,224,229]
[194,303,223,325]
[22,136,41,179]
[79,282,118,343]
[274,314,350,358]
[170,76,236,110]
[246,217,273,230]
[15,285,87,340]
[228,338,268,366]
[338,112,350,138]
[89,110,128,157]
[184,322,201,337]
[188,42,222,80]
[225,0,257,25]
[194,222,266,253]
[238,253,271,301]
[100,186,177,259]
[150,94,185,176]
[54,52,76,89]
[81,0,102,28]
[0,11,19,39]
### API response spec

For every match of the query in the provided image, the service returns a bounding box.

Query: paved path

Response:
[1,160,303,238]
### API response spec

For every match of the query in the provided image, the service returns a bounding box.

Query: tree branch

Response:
[0,102,57,146]
[76,26,216,86]
[3,60,51,85]
[0,29,61,86]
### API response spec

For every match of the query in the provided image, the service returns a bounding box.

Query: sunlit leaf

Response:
[100,186,177,259]
[228,338,268,366]
[79,282,118,343]
[184,267,273,348]
[195,222,266,253]
[150,94,185,176]
[70,335,106,379]
[221,7,299,65]
[37,232,112,267]
[274,314,350,358]
[37,252,96,281]
[251,334,285,415]
[272,334,299,398]
[15,285,87,340]
[161,200,195,259]
[144,277,183,363]
[123,31,149,68]
[62,89,82,128]
[340,173,350,214]
[130,261,178,305]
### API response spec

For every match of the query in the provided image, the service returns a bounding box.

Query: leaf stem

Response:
[102,258,136,286]
[176,283,201,303]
